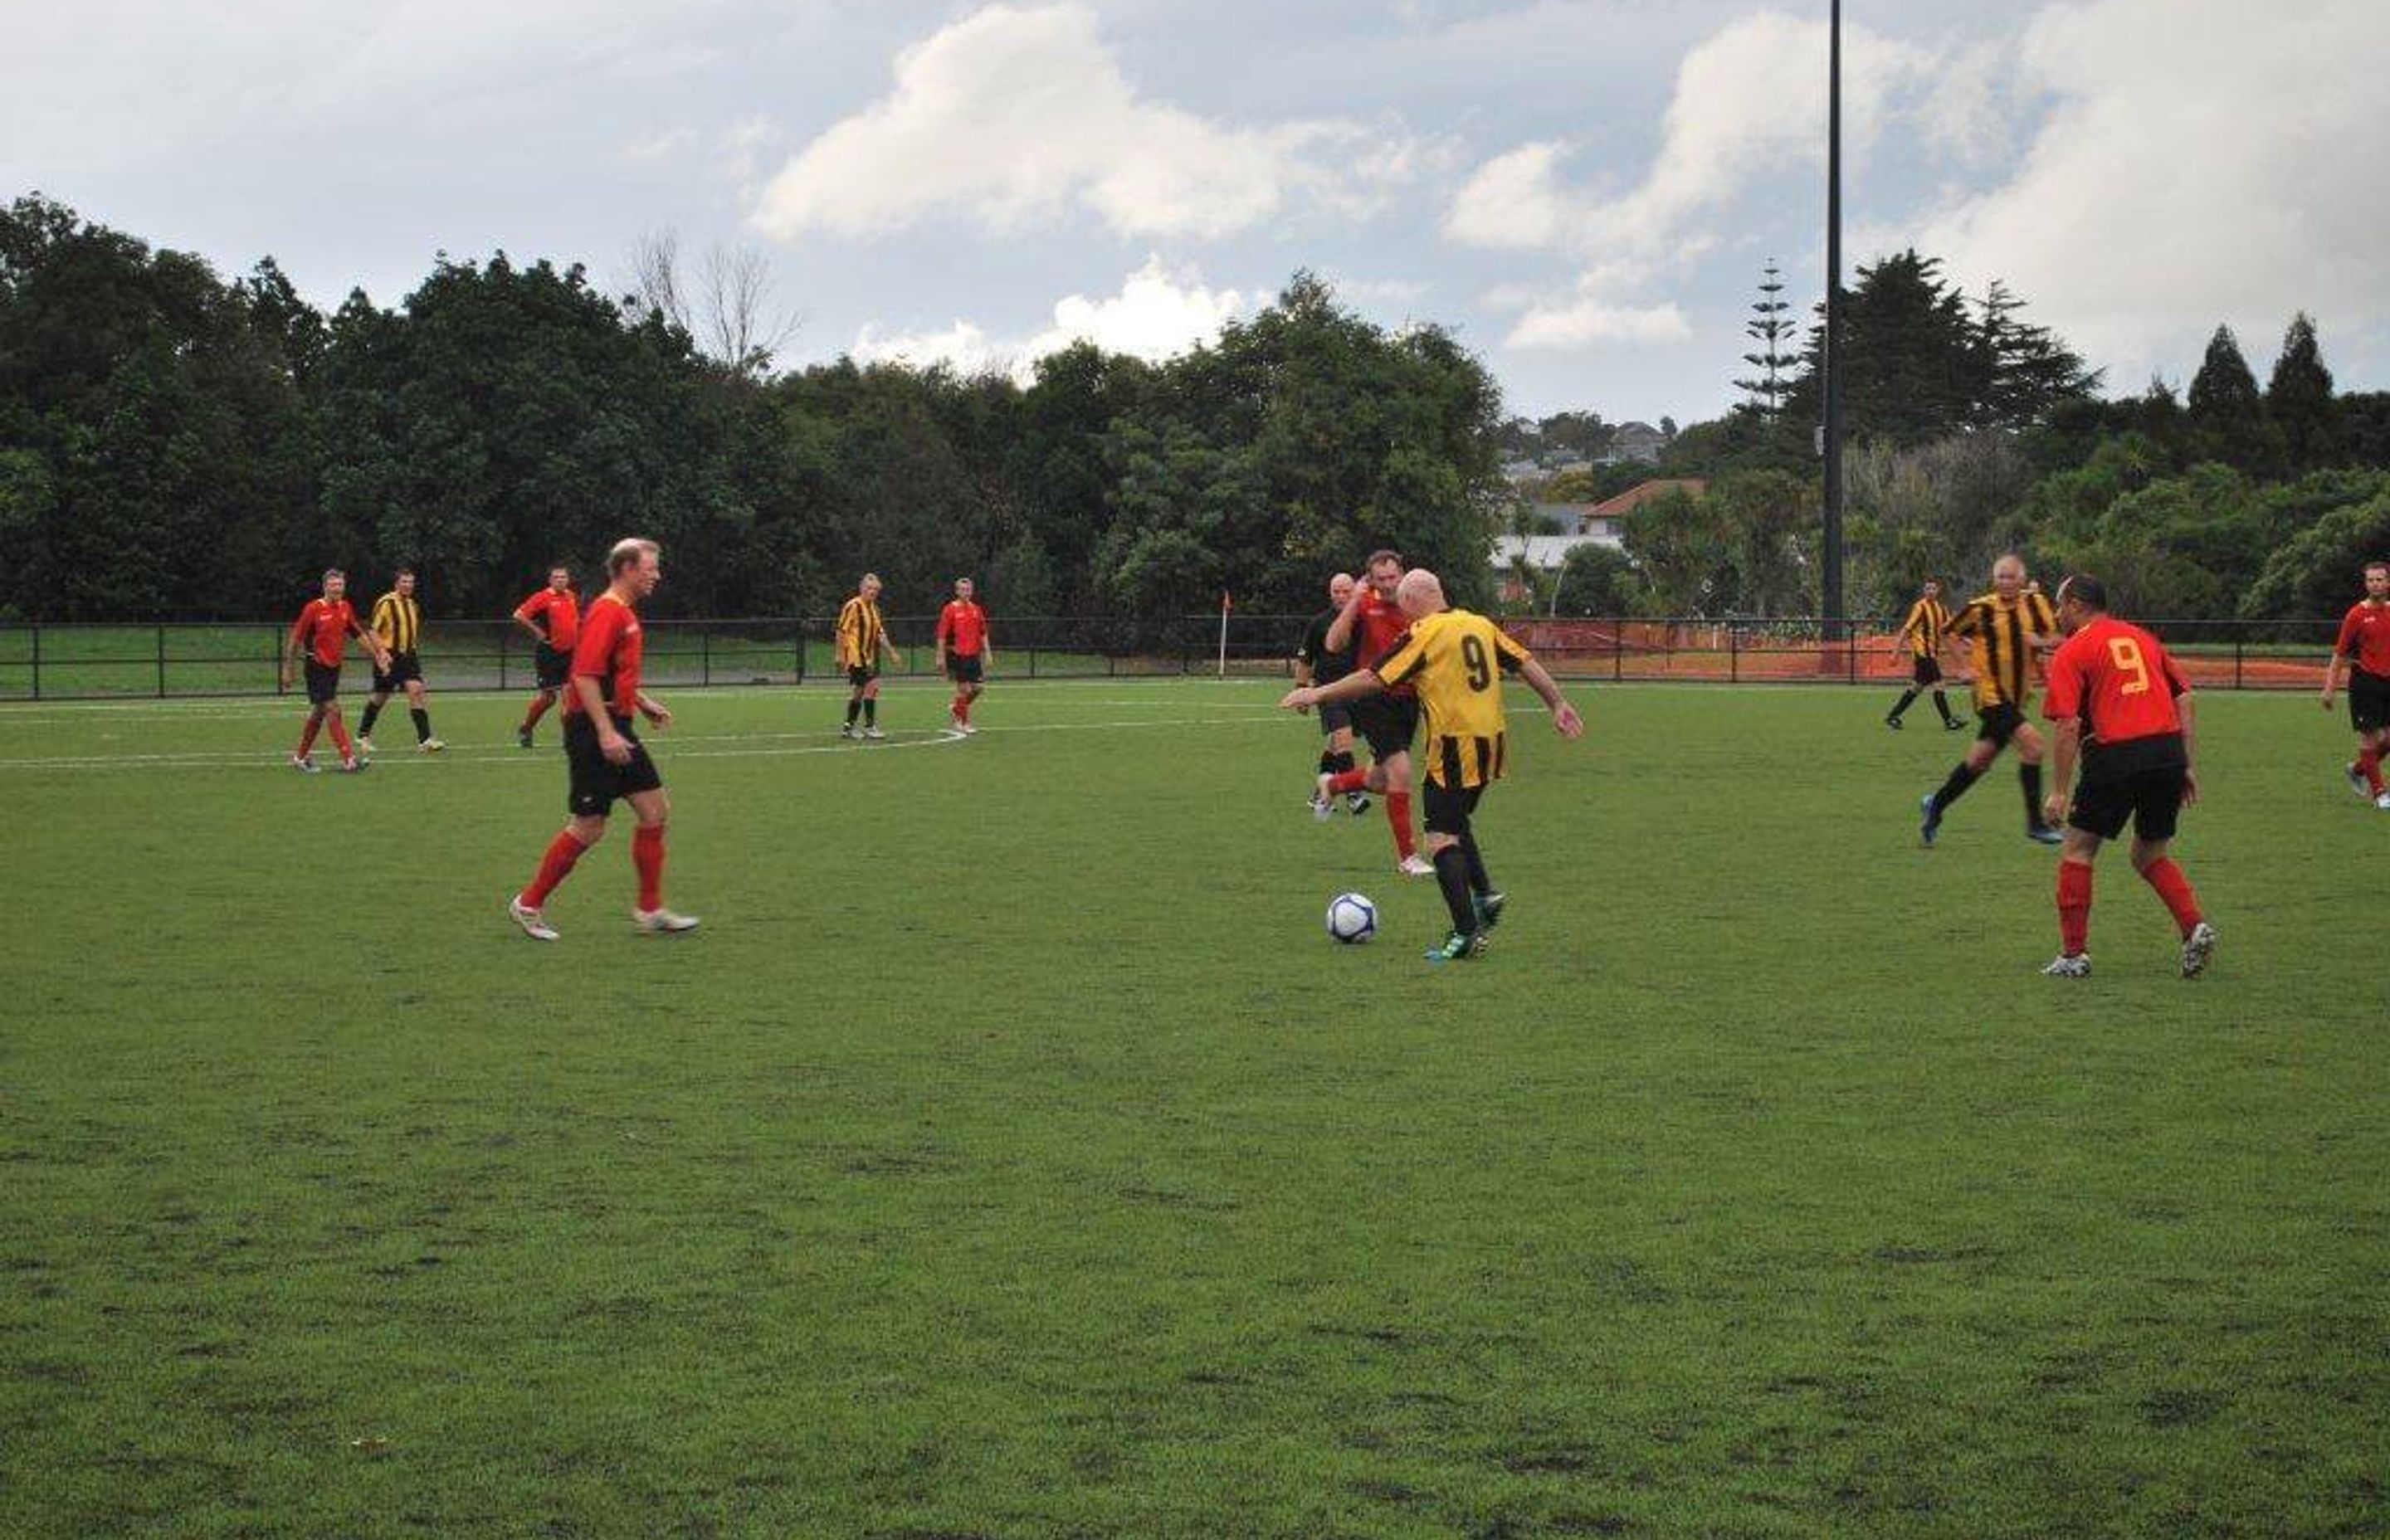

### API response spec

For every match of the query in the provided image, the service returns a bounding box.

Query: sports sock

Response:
[863,697,876,727]
[632,825,666,912]
[327,719,354,759]
[523,693,555,729]
[1889,689,1918,720]
[522,829,589,906]
[411,707,432,743]
[2021,763,2046,826]
[357,699,383,736]
[1386,791,1417,860]
[2056,859,2093,956]
[846,698,861,727]
[1929,763,1979,811]
[1431,846,1476,934]
[1325,768,1370,795]
[2359,748,2385,795]
[2139,857,2203,936]
[1458,829,1491,894]
[1932,690,1956,725]
[297,716,321,756]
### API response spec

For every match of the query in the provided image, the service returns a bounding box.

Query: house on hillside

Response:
[1490,479,1709,602]
[1600,421,1667,465]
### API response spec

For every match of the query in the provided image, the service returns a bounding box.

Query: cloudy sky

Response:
[8,0,2384,424]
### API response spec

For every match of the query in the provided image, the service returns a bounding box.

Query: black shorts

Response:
[564,713,663,818]
[372,651,423,694]
[303,660,342,705]
[1422,779,1485,836]
[946,653,984,685]
[1911,655,1943,686]
[1975,702,2026,747]
[1350,694,1420,760]
[847,664,879,689]
[2351,669,2390,734]
[534,644,571,691]
[2069,753,2189,842]
[1316,699,1353,735]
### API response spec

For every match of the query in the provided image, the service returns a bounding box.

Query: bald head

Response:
[1395,568,1447,619]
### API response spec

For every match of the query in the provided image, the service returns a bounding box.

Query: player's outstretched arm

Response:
[1518,659,1584,738]
[1282,669,1383,713]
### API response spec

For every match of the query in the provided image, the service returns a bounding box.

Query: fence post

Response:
[156,625,168,698]
[1729,626,1739,684]
[2234,636,2243,691]
[1847,628,1858,684]
[702,628,712,688]
[30,622,41,701]
[1612,621,1622,682]
[498,630,508,692]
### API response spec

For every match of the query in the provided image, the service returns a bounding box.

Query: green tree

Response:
[1733,261,1796,417]
[2266,312,2335,472]
[2187,324,2274,471]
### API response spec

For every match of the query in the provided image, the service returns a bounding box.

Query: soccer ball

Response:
[1325,892,1378,944]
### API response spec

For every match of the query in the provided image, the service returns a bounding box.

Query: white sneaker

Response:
[957,722,978,736]
[863,725,886,740]
[2376,791,2390,811]
[356,735,375,756]
[2346,763,2371,800]
[1397,853,1436,877]
[2041,953,2090,978]
[840,724,857,739]
[291,753,319,773]
[2179,921,2217,978]
[632,907,700,933]
[419,737,446,753]
[509,896,558,941]
[1310,775,1334,821]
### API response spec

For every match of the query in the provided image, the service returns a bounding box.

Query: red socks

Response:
[326,719,354,760]
[296,717,320,756]
[2358,748,2385,796]
[1325,768,1369,795]
[952,694,971,724]
[2140,857,2203,936]
[2056,860,2093,956]
[1386,791,1416,860]
[632,826,666,911]
[522,830,589,907]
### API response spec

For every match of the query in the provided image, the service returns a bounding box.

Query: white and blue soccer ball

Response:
[1325,891,1378,944]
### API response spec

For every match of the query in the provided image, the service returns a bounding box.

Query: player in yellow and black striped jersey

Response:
[836,573,900,739]
[357,568,444,753]
[1919,554,2063,846]
[1885,578,1963,730]
[1281,568,1584,962]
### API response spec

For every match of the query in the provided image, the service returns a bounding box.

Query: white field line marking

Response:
[0,679,1285,726]
[0,712,1315,772]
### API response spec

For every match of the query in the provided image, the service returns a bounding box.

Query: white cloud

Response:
[851,257,1251,379]
[1917,0,2390,382]
[751,3,1425,241]
[1501,290,1691,350]
[620,128,696,167]
[1444,142,1569,250]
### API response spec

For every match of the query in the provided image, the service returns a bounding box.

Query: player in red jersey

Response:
[1318,548,1431,875]
[2038,575,2214,979]
[277,568,389,773]
[511,564,581,748]
[507,539,696,940]
[934,577,995,735]
[2319,558,2390,810]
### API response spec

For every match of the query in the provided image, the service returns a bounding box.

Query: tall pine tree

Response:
[2188,324,2269,470]
[2266,311,2335,471]
[1733,260,1795,417]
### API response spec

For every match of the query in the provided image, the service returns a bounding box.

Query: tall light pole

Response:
[1821,0,1846,639]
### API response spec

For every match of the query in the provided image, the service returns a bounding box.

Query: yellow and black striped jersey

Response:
[1947,588,2056,709]
[370,592,422,655]
[1900,597,1952,658]
[1369,608,1534,789]
[836,595,885,668]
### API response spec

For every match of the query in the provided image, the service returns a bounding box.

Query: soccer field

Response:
[3,679,2383,1538]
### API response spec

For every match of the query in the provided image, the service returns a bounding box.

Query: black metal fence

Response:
[0,613,2351,701]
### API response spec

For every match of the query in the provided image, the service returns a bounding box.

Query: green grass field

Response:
[3,679,2383,1538]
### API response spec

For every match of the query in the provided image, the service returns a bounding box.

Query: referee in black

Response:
[357,568,445,754]
[1295,572,1370,818]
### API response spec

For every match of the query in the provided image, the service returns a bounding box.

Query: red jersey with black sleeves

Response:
[2044,615,2188,747]
[2334,600,2390,679]
[515,587,580,651]
[936,600,988,656]
[567,593,643,719]
[290,599,358,668]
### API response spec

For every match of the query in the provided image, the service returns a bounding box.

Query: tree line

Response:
[0,194,1504,625]
[1531,251,2390,626]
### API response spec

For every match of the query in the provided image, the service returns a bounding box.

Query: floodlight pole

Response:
[1821,0,1846,641]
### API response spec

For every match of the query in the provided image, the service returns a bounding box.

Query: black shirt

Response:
[1298,607,1356,685]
